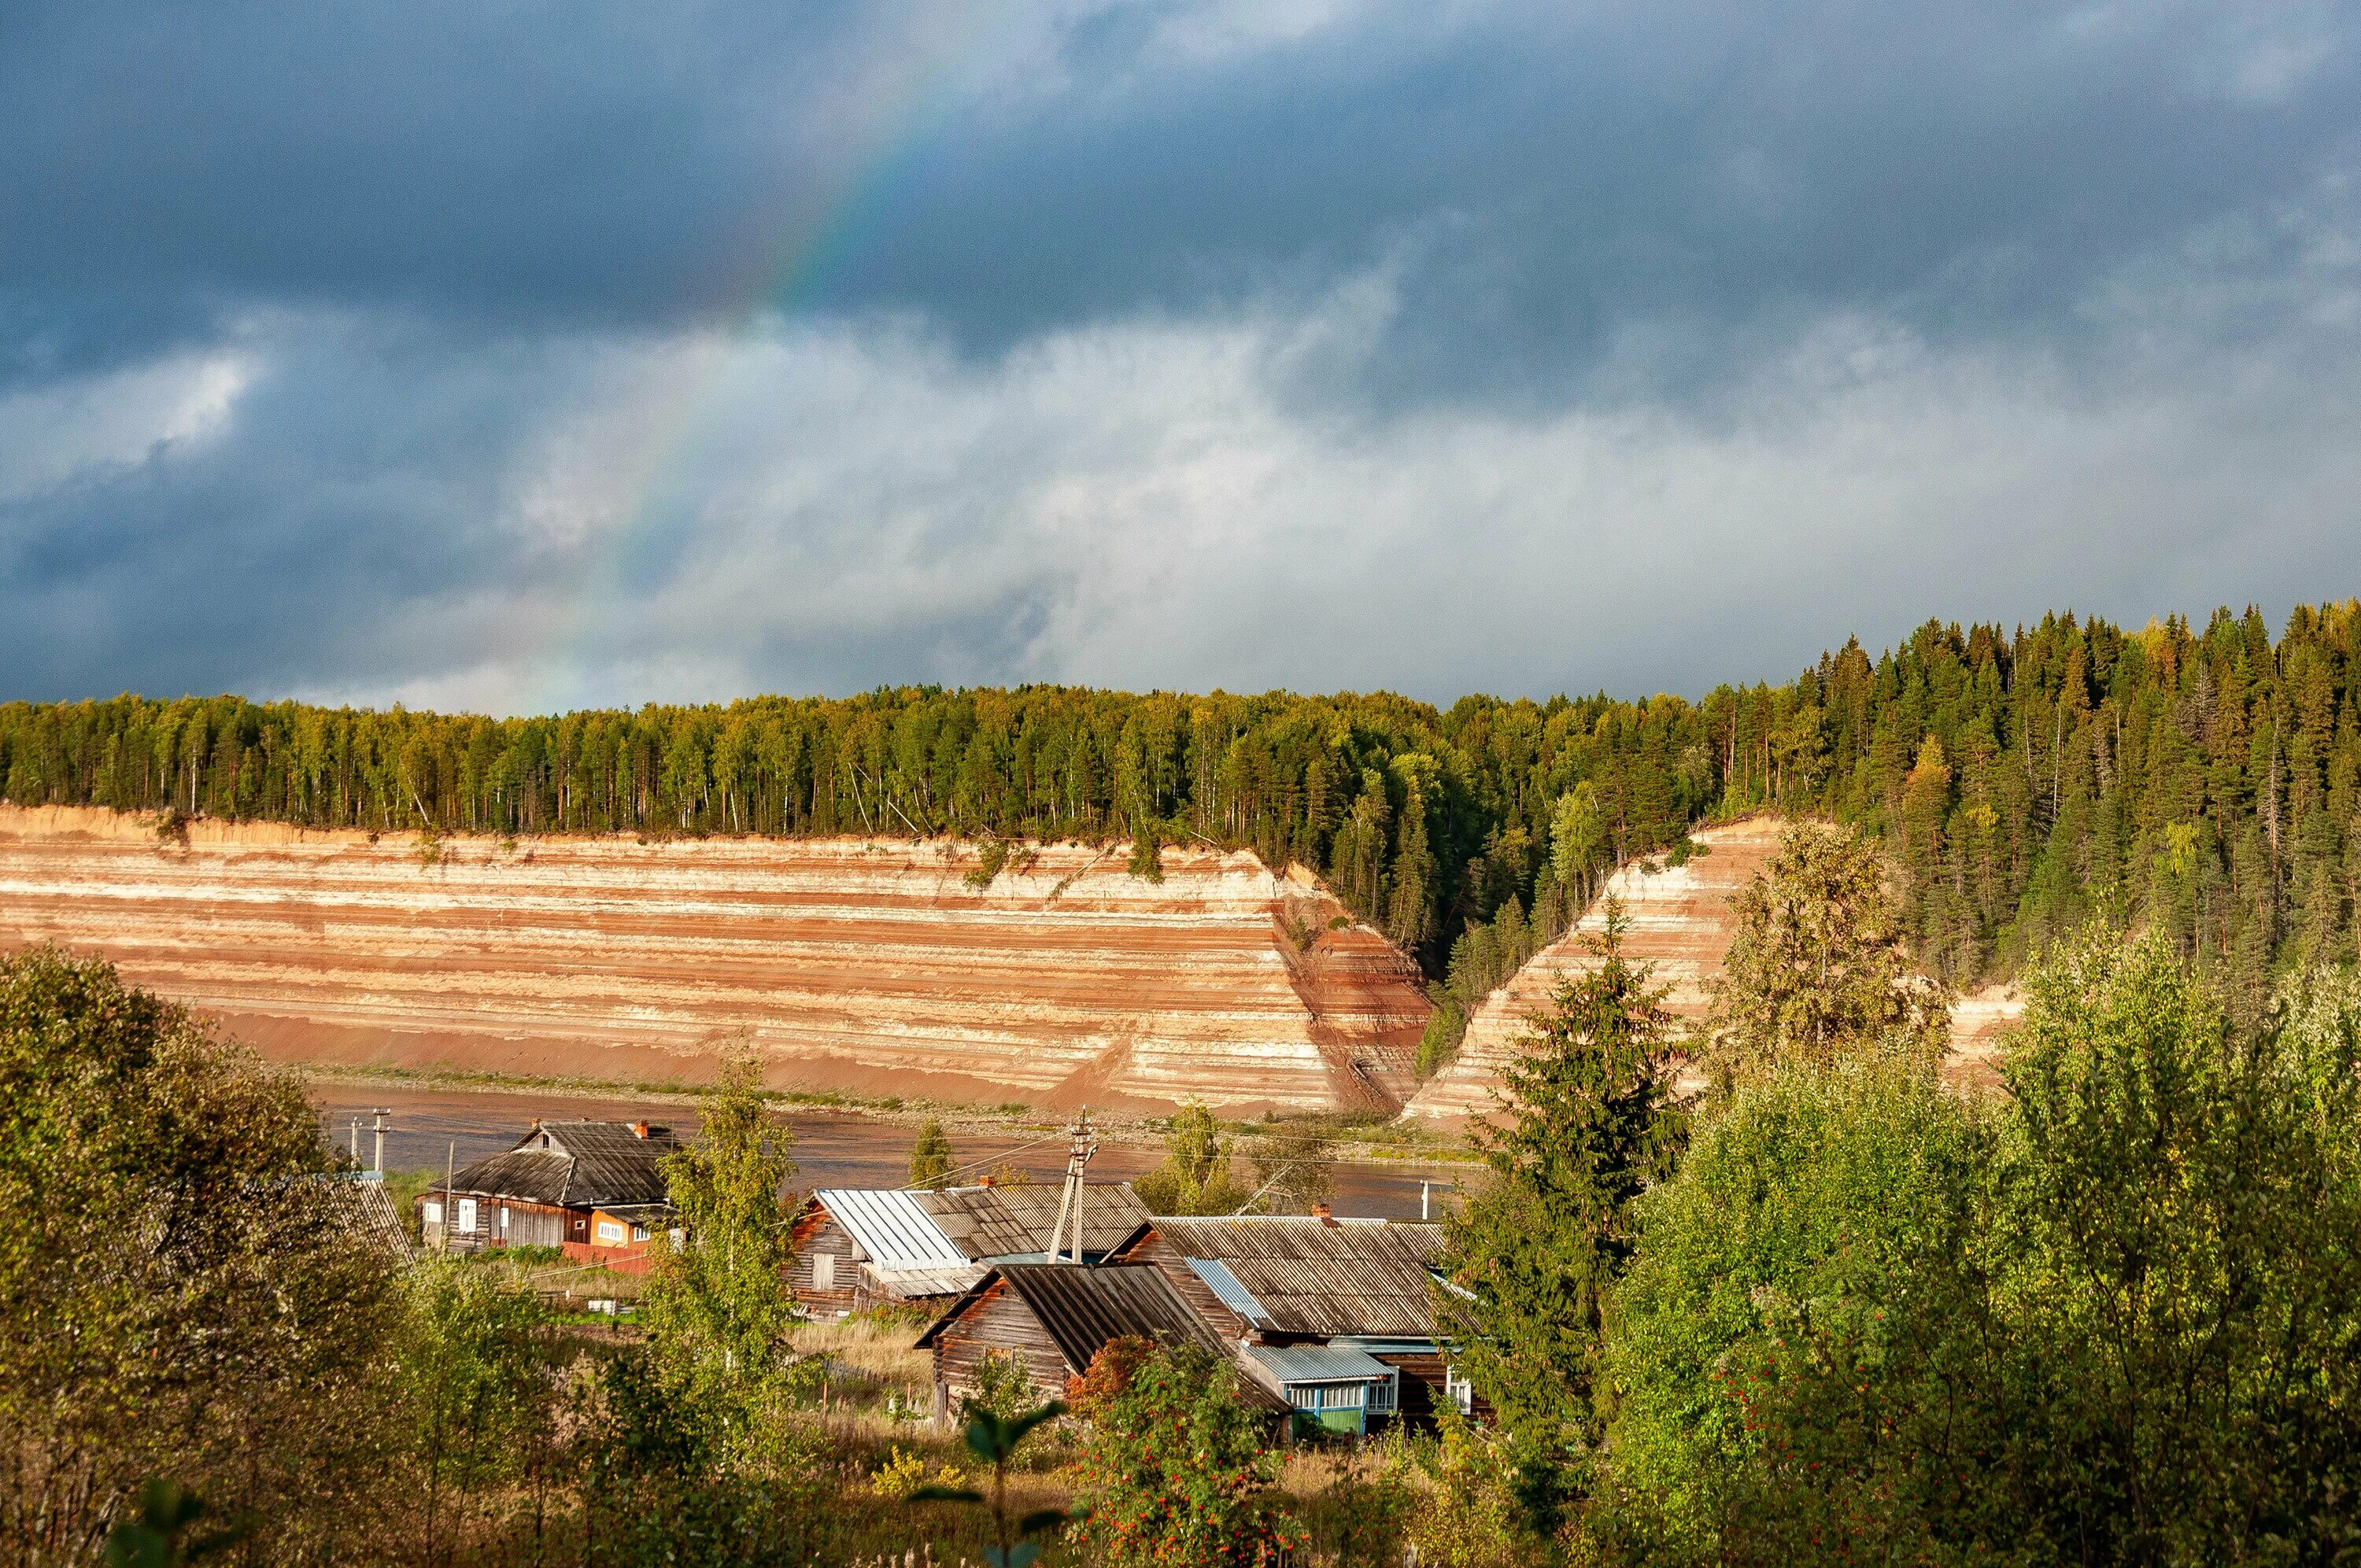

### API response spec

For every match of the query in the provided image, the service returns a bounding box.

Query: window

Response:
[457,1198,477,1233]
[812,1253,836,1290]
[1297,1384,1365,1411]
[596,1220,625,1243]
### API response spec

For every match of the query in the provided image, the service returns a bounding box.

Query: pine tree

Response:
[1439,902,1683,1504]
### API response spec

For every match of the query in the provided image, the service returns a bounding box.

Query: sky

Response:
[3,0,2358,715]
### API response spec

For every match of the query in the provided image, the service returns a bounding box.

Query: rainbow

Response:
[522,6,998,713]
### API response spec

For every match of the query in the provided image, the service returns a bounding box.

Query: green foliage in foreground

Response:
[913,1400,1072,1568]
[1601,928,2361,1565]
[13,926,2361,1566]
[1066,1339,1299,1567]
[0,949,397,1562]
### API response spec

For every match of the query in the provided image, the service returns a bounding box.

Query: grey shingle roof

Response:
[443,1120,680,1209]
[915,1182,1149,1260]
[1137,1217,1447,1338]
[917,1261,1249,1371]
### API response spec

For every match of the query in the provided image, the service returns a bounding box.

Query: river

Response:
[311,1082,1469,1222]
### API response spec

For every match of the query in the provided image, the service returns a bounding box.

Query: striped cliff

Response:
[0,806,1430,1116]
[1400,816,1788,1126]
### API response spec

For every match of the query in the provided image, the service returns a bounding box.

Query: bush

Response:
[1067,1341,1299,1566]
[1404,1404,1529,1568]
[962,1349,1042,1423]
[1603,1051,1989,1554]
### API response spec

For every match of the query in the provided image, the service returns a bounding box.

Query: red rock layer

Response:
[0,807,1430,1116]
[1401,817,1788,1126]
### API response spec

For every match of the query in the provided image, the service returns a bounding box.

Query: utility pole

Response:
[1044,1109,1098,1265]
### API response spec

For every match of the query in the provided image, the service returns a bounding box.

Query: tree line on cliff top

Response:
[6,603,2360,1007]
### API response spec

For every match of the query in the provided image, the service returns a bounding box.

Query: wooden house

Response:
[417,1119,679,1263]
[1108,1212,1486,1433]
[914,1262,1285,1424]
[790,1181,1150,1314]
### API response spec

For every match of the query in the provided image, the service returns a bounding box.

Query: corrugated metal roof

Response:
[1142,1218,1447,1338]
[995,1264,1232,1369]
[915,1264,1291,1414]
[1246,1345,1395,1386]
[816,1189,970,1269]
[1184,1256,1277,1329]
[916,1183,1149,1261]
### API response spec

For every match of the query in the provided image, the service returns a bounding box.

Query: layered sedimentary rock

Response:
[1943,983,2026,1094]
[0,807,1429,1115]
[1403,814,2034,1123]
[1402,817,1789,1125]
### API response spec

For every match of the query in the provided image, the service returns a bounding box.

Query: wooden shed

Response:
[914,1262,1282,1424]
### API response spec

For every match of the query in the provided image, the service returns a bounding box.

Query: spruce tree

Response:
[1439,902,1683,1511]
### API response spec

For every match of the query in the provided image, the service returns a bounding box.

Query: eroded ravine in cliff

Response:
[1402,814,2027,1126]
[0,806,1432,1115]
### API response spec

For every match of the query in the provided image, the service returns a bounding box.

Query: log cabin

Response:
[914,1262,1286,1426]
[416,1119,679,1264]
[790,1181,1150,1315]
[1107,1210,1488,1433]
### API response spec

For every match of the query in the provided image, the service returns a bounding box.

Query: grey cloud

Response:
[5,0,2360,707]
[7,2,2356,394]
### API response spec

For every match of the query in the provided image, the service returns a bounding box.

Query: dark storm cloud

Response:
[8,2,2352,371]
[3,0,2359,709]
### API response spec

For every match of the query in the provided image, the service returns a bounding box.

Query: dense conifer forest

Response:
[6,604,2356,1012]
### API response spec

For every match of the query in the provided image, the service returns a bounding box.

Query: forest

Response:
[5,603,2357,1030]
